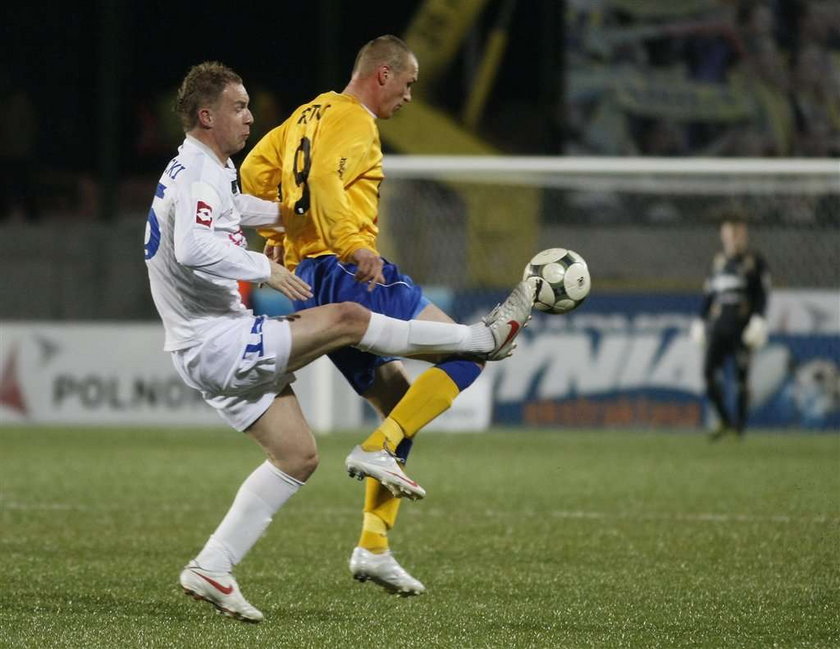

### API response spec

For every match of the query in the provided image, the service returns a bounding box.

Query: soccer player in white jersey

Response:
[143,61,534,623]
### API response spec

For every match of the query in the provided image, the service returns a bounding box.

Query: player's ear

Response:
[377,65,390,86]
[198,107,213,129]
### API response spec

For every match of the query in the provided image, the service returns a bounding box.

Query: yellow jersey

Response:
[241,91,384,271]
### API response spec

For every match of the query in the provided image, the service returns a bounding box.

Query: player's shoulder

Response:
[176,140,229,189]
[278,92,375,143]
[159,143,200,188]
[319,92,375,127]
[745,249,769,272]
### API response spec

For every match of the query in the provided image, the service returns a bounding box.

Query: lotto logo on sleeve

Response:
[195,201,213,227]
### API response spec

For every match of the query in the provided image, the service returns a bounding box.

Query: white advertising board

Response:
[0,322,362,431]
[0,322,492,432]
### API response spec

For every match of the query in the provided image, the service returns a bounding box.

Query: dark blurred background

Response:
[2,0,838,225]
[0,0,562,224]
[0,0,837,321]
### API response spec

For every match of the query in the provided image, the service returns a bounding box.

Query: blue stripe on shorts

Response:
[292,255,430,394]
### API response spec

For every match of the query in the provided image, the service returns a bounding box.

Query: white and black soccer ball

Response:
[522,248,591,314]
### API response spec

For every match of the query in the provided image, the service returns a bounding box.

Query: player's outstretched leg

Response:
[344,281,534,498]
[345,444,426,500]
[179,561,264,623]
[349,547,426,596]
[482,280,537,360]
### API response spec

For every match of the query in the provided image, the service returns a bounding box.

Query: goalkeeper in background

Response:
[691,215,771,440]
[241,35,533,596]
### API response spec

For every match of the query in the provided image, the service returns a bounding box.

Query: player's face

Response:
[721,222,748,256]
[210,83,254,158]
[377,56,418,119]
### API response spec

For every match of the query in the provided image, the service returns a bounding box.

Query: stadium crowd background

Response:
[1,0,838,226]
[0,0,837,324]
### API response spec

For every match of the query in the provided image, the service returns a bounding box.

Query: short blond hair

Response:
[351,35,414,78]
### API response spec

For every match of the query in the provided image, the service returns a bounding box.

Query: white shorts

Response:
[171,315,295,432]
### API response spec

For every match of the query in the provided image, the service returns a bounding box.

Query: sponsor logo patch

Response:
[195,201,213,227]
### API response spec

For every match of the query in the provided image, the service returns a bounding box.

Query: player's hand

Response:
[742,314,768,350]
[263,241,284,263]
[689,318,706,346]
[264,260,312,301]
[351,248,385,292]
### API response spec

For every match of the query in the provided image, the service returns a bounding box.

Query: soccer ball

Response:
[522,248,591,314]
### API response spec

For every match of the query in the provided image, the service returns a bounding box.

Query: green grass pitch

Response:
[1,427,837,648]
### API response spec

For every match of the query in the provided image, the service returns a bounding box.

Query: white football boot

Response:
[349,547,426,596]
[179,561,264,623]
[483,280,536,360]
[345,445,426,500]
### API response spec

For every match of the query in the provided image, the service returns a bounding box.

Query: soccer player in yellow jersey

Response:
[241,35,534,596]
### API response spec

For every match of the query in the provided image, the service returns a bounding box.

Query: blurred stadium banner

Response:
[1,290,836,431]
[0,323,488,432]
[0,324,359,431]
[453,289,837,431]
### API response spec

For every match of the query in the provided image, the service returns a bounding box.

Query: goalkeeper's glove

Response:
[689,318,706,346]
[742,314,768,350]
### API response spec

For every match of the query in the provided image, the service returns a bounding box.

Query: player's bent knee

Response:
[332,302,370,338]
[270,447,319,483]
[294,449,320,482]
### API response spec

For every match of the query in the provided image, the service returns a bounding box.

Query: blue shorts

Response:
[292,255,430,395]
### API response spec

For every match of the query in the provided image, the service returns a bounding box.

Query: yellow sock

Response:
[361,417,404,453]
[358,512,389,553]
[361,367,463,452]
[389,367,461,439]
[357,367,463,552]
[358,478,401,553]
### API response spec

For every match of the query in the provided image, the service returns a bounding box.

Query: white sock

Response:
[194,461,302,573]
[357,312,493,356]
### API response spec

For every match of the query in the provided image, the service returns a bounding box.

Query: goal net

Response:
[378,156,839,292]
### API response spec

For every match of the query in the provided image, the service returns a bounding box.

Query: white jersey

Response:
[145,136,280,351]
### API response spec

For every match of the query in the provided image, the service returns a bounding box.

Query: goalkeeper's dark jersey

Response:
[700,250,770,333]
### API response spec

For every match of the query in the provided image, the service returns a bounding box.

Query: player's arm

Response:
[173,180,268,281]
[234,192,287,264]
[173,180,309,300]
[749,255,771,316]
[234,193,282,227]
[240,124,287,249]
[262,237,285,264]
[742,255,770,349]
[307,115,384,286]
[699,277,713,320]
[306,115,378,262]
[690,266,713,345]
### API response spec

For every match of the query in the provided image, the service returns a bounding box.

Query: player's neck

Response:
[186,131,229,166]
[342,81,378,118]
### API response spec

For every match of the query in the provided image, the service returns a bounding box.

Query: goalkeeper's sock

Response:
[736,376,749,434]
[194,461,302,573]
[357,313,494,356]
[706,375,731,428]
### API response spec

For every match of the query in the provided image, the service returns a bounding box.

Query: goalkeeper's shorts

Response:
[293,255,430,394]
